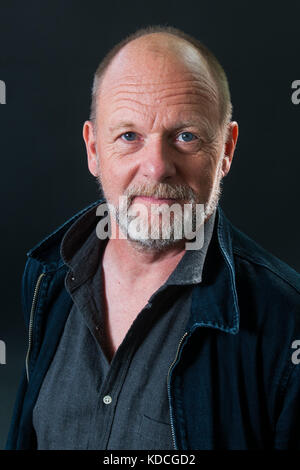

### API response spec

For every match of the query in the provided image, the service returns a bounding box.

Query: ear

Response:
[221,121,239,178]
[83,120,99,177]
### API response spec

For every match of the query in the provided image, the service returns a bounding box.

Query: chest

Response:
[102,279,161,360]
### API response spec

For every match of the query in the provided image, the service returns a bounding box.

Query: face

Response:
[83,35,238,251]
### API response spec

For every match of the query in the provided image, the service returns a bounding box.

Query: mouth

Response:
[132,195,178,204]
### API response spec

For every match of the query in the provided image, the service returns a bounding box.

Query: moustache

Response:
[124,182,198,203]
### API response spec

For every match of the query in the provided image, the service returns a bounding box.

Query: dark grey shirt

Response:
[33,206,216,450]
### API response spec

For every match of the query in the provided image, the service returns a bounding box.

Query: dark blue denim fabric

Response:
[6,199,300,449]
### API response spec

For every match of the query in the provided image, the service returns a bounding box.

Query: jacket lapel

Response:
[187,205,240,334]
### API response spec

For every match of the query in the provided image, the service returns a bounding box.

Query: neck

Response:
[102,210,215,285]
[102,218,187,285]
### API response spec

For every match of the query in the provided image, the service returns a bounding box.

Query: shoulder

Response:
[227,217,300,341]
[231,222,300,300]
[21,199,104,321]
[26,199,104,266]
[224,217,300,416]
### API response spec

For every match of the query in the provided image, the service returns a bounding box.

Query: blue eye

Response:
[178,132,196,142]
[121,132,137,141]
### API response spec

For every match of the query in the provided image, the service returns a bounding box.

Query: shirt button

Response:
[103,395,112,405]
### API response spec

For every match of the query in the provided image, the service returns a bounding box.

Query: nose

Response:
[140,136,177,182]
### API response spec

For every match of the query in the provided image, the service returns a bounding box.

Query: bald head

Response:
[97,33,219,130]
[104,32,213,80]
[89,26,232,131]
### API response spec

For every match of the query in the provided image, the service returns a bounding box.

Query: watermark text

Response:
[0,80,6,104]
[291,339,300,364]
[291,80,300,105]
[0,340,6,365]
[95,198,205,250]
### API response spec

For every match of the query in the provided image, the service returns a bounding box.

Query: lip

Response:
[133,196,177,204]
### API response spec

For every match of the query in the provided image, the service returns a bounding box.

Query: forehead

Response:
[101,37,215,90]
[99,61,219,131]
[105,84,217,135]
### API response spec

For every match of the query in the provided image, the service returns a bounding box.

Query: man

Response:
[6,25,300,450]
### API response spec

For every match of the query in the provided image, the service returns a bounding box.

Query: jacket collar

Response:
[187,206,240,334]
[27,199,240,334]
[27,199,103,271]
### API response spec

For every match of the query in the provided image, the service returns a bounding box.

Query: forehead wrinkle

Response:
[111,103,215,115]
[109,82,217,99]
[108,94,218,123]
[107,100,218,131]
[103,86,218,113]
[102,76,216,96]
[100,68,217,99]
[100,76,219,121]
[108,105,219,140]
[108,106,155,122]
[110,94,214,106]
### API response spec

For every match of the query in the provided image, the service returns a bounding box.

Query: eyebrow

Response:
[108,119,210,133]
[109,122,136,133]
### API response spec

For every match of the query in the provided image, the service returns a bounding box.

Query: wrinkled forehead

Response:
[98,34,219,111]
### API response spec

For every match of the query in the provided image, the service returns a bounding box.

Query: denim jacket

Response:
[6,199,300,449]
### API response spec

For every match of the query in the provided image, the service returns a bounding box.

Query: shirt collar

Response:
[166,209,216,285]
[60,202,216,289]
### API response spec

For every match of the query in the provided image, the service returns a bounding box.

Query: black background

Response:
[0,0,299,449]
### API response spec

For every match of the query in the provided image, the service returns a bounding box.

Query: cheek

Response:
[97,149,136,199]
[182,156,217,194]
[97,143,118,179]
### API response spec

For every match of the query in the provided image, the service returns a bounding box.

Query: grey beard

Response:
[96,162,223,252]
